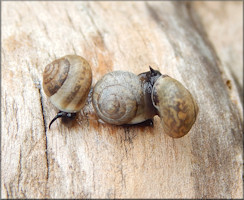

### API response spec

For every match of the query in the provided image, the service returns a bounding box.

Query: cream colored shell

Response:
[92,71,149,125]
[43,55,92,113]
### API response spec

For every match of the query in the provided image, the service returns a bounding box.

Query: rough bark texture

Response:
[1,1,243,199]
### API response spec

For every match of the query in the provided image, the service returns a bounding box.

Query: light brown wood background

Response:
[1,1,243,199]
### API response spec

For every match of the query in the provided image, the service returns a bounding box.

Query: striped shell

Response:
[43,55,92,113]
[152,76,198,138]
[92,71,144,125]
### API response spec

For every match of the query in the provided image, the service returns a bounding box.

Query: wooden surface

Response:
[1,1,243,199]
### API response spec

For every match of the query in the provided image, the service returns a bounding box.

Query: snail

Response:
[42,55,92,129]
[92,67,198,138]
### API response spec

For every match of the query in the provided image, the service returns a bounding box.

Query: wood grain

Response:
[2,1,243,198]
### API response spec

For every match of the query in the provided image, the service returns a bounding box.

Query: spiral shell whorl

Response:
[43,55,92,113]
[43,58,70,97]
[152,76,198,138]
[92,71,141,125]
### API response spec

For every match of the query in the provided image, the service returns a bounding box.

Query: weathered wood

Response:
[2,1,243,199]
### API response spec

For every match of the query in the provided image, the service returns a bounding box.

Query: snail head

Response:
[49,111,76,129]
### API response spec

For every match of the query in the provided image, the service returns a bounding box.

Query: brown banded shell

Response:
[43,55,92,113]
[152,76,198,138]
[92,71,146,125]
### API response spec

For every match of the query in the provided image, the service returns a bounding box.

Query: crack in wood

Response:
[17,148,22,192]
[4,183,9,198]
[37,80,50,184]
[37,80,47,133]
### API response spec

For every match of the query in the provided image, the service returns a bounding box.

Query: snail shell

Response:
[92,71,156,125]
[92,67,198,138]
[43,55,92,113]
[152,75,199,138]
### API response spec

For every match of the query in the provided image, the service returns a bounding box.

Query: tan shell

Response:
[92,71,147,125]
[43,55,92,113]
[152,76,198,138]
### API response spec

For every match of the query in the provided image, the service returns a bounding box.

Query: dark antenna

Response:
[49,111,67,129]
[149,66,156,74]
[149,66,160,76]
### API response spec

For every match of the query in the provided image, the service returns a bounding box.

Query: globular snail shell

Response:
[152,75,199,138]
[92,71,149,125]
[43,55,92,128]
[92,67,198,138]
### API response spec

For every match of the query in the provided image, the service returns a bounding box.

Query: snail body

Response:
[92,67,198,138]
[43,55,92,128]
